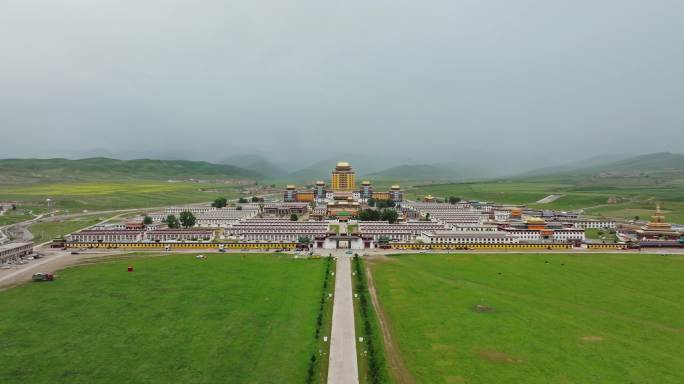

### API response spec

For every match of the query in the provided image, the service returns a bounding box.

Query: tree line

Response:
[211,196,264,208]
[305,256,334,383]
[353,255,387,383]
[358,208,399,223]
[163,211,196,228]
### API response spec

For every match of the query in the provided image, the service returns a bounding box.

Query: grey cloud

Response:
[1,0,682,170]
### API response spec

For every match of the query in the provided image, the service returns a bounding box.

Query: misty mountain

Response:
[286,159,343,183]
[220,154,286,179]
[0,158,260,184]
[367,164,466,181]
[590,152,684,173]
[522,152,684,178]
[367,161,521,181]
[285,154,415,183]
[519,154,633,177]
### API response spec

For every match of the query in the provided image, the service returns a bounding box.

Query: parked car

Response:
[32,273,54,282]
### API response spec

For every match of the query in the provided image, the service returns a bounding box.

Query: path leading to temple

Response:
[327,253,359,384]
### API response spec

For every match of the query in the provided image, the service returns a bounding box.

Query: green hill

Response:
[519,154,631,177]
[220,154,286,179]
[286,154,407,182]
[585,152,684,173]
[367,164,459,181]
[0,158,260,184]
[367,162,509,182]
[524,152,684,179]
[287,159,341,182]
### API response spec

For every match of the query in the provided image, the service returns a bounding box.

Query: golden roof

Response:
[315,180,325,185]
[361,180,371,185]
[643,203,674,231]
[286,185,295,189]
[391,185,400,189]
[334,161,352,171]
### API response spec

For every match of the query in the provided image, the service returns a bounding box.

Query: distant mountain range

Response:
[366,164,470,181]
[283,154,412,183]
[583,152,684,173]
[363,152,684,182]
[220,154,286,179]
[0,158,260,184]
[3,152,681,186]
[367,159,531,182]
[521,152,684,179]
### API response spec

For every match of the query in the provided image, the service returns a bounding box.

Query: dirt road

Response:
[364,261,414,384]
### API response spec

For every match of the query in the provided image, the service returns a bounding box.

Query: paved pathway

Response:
[536,194,563,204]
[327,254,359,384]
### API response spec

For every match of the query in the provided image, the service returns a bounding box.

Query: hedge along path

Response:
[306,256,335,383]
[364,259,414,384]
[352,256,392,384]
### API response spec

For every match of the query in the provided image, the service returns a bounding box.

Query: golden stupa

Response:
[636,204,680,240]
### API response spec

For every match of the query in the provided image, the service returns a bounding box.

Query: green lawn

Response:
[0,253,329,384]
[0,181,240,213]
[408,181,563,205]
[584,228,618,242]
[406,177,684,224]
[353,256,391,384]
[584,201,684,225]
[27,215,111,244]
[369,253,684,384]
[0,210,34,226]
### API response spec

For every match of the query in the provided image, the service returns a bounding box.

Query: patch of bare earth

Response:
[473,304,495,313]
[364,253,396,263]
[477,349,526,364]
[364,261,415,384]
[581,336,604,342]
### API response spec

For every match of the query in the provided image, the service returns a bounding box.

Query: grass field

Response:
[27,214,112,244]
[353,256,390,383]
[0,181,241,213]
[369,253,684,383]
[0,210,35,226]
[407,176,684,224]
[407,181,562,205]
[584,228,618,242]
[0,253,329,384]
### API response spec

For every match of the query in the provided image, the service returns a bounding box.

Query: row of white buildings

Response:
[225,218,328,242]
[63,199,616,247]
[403,201,593,244]
[68,229,214,243]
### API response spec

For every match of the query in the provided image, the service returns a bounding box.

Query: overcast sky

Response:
[1,0,682,169]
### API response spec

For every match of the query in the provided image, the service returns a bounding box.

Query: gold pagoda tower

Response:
[636,204,680,240]
[331,161,355,191]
